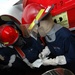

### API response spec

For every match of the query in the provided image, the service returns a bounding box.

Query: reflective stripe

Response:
[14,46,25,59]
[4,42,9,45]
[28,9,45,30]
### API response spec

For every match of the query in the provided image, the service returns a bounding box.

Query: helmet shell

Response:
[22,3,45,25]
[0,24,19,46]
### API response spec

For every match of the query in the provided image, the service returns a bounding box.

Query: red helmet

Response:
[0,24,19,46]
[22,3,45,29]
[22,3,54,30]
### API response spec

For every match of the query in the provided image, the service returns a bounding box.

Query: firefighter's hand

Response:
[42,58,58,66]
[42,56,67,66]
[39,46,51,59]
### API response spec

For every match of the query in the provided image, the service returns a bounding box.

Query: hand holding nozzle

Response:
[39,46,51,59]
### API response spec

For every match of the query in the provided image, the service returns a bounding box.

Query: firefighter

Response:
[22,3,75,73]
[0,20,44,70]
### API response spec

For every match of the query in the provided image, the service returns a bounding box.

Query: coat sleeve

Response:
[64,35,75,63]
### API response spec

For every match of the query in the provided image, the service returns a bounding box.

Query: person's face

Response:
[32,14,54,37]
[32,20,48,37]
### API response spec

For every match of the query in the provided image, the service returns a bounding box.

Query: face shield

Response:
[32,23,47,37]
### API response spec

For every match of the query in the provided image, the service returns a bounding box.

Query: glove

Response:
[0,55,4,61]
[8,55,16,67]
[39,46,51,59]
[42,55,67,66]
[42,58,58,66]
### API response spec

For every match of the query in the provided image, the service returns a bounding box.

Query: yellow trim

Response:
[28,9,45,30]
[36,9,45,20]
[4,42,9,45]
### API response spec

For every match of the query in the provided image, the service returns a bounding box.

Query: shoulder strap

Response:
[14,46,33,68]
